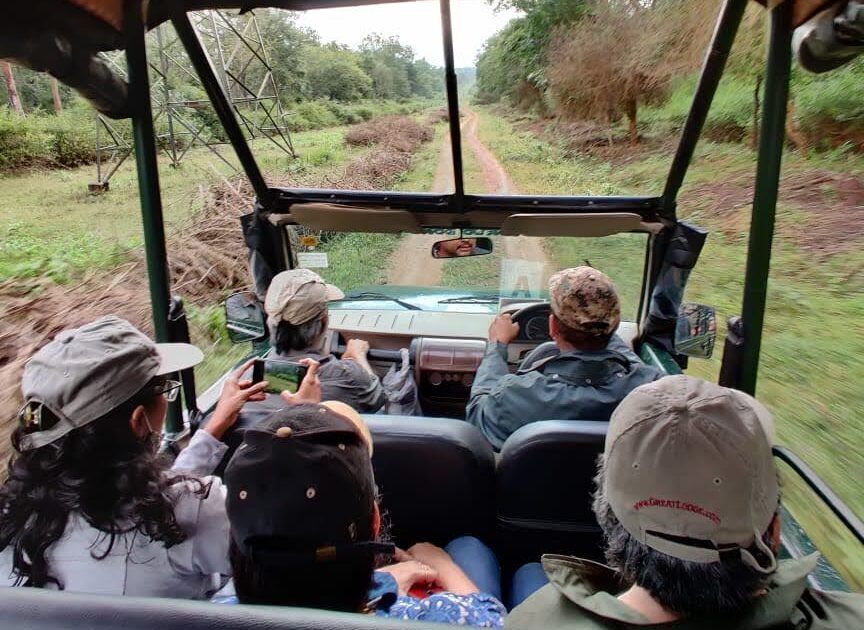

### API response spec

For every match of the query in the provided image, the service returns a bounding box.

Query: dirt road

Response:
[387,110,550,286]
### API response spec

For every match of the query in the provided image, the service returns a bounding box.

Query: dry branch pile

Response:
[345,116,433,152]
[0,116,434,447]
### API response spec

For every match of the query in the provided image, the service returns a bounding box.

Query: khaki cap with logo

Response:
[19,315,203,451]
[264,269,344,328]
[549,266,620,337]
[605,375,779,572]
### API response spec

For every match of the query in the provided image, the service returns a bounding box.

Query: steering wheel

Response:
[509,301,551,323]
[506,302,552,342]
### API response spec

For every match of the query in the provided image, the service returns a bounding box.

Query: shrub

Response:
[0,108,53,170]
[42,110,97,167]
[0,106,96,170]
[288,101,339,131]
[353,105,375,121]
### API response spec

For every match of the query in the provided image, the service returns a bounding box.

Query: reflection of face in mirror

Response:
[431,237,493,259]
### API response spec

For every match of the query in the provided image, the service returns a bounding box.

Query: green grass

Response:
[313,232,402,292]
[440,250,502,289]
[0,125,368,284]
[474,105,864,589]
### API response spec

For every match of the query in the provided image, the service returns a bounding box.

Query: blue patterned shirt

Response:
[212,571,506,627]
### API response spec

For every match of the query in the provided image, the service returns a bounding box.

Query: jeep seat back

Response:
[496,420,608,568]
[365,415,496,548]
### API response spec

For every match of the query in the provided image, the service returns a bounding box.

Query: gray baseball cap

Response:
[605,375,779,572]
[19,315,203,451]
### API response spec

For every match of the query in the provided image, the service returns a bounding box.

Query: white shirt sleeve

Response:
[172,430,228,476]
[167,475,232,578]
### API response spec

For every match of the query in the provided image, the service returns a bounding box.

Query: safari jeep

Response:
[1,0,862,628]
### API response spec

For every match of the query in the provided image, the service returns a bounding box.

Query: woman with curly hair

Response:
[0,315,268,599]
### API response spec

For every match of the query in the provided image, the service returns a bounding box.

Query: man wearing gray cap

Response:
[262,268,384,412]
[506,376,863,628]
[466,267,664,449]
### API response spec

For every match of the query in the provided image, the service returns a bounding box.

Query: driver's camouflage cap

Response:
[549,266,620,337]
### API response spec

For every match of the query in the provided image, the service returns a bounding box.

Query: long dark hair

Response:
[230,499,392,612]
[0,377,208,589]
[230,539,377,612]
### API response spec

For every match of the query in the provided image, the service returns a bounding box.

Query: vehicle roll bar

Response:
[662,0,749,219]
[738,1,793,395]
[773,446,864,545]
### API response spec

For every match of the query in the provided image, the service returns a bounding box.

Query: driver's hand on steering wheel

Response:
[342,338,370,361]
[488,313,520,345]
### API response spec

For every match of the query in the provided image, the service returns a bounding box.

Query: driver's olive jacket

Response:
[466,338,664,450]
[506,554,864,629]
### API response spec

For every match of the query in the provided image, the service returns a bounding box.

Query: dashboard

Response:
[328,306,638,419]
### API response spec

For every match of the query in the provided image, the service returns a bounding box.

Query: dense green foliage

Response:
[0,9,444,172]
[476,0,864,151]
[475,0,586,108]
[0,106,97,170]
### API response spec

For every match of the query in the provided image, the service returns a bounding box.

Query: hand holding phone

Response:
[252,359,309,394]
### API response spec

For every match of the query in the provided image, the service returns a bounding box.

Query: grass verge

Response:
[474,106,864,589]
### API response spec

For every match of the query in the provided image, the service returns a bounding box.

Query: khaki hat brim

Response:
[155,343,204,375]
[324,284,345,301]
[321,400,373,456]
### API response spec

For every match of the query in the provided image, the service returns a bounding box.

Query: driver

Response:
[466,267,664,449]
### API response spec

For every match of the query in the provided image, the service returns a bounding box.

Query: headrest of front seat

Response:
[364,415,495,547]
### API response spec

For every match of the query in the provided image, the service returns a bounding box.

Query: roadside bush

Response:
[0,106,96,170]
[287,101,340,131]
[642,75,752,141]
[792,58,864,150]
[353,105,376,121]
[43,110,97,166]
[0,109,53,170]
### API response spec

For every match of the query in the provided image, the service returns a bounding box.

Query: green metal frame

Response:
[124,0,182,434]
[115,0,863,590]
[739,1,794,395]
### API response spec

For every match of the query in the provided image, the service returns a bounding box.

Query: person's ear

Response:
[548,313,559,339]
[769,513,781,554]
[129,405,150,439]
[372,502,382,538]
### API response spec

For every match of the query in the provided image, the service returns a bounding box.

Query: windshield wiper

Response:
[337,292,423,311]
[438,296,499,304]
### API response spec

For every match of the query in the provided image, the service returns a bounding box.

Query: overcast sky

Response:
[294,0,522,67]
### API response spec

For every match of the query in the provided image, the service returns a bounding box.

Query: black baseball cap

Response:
[225,404,393,566]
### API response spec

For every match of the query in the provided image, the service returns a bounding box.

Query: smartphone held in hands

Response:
[252,359,309,394]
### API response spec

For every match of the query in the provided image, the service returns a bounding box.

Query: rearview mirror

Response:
[675,303,716,359]
[224,291,267,344]
[431,237,493,259]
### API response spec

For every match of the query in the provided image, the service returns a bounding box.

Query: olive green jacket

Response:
[506,554,864,629]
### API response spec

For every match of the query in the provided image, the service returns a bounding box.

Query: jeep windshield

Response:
[289,230,648,320]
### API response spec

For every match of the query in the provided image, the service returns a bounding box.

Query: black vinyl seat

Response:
[364,415,496,548]
[495,420,609,568]
[0,586,442,630]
